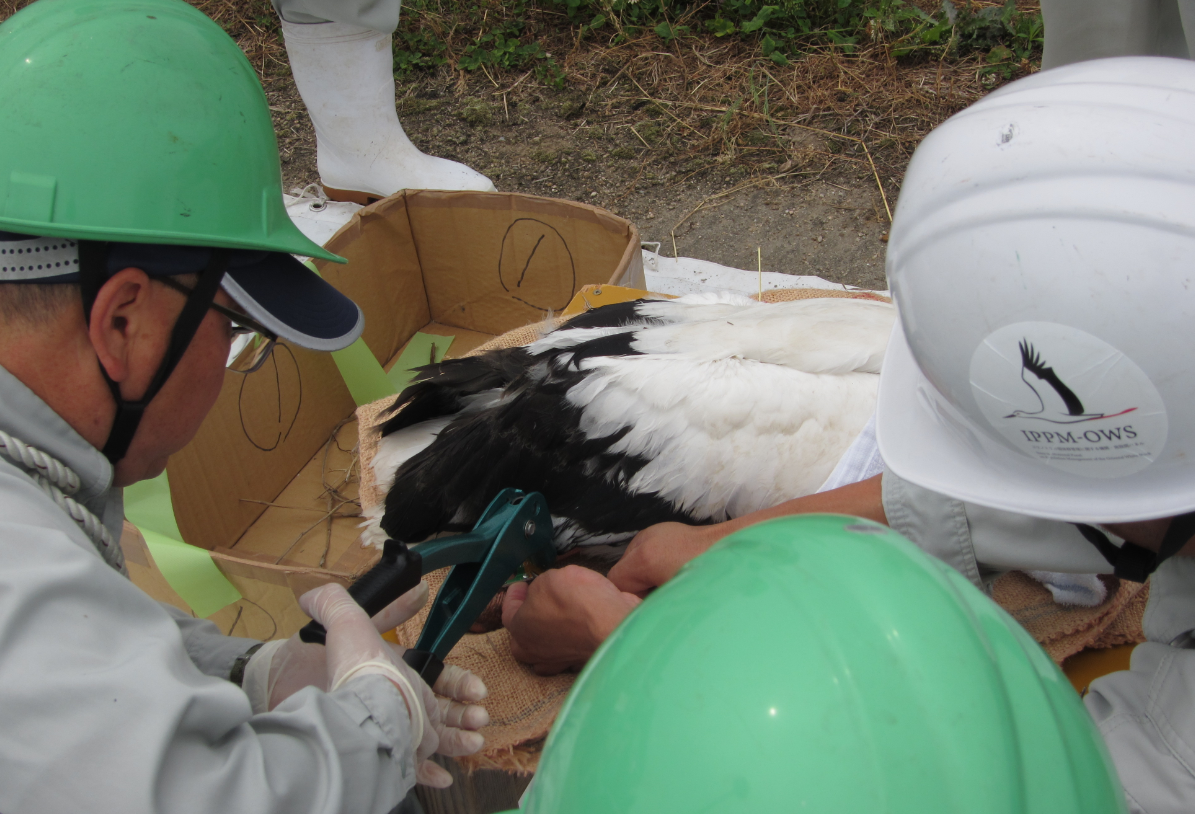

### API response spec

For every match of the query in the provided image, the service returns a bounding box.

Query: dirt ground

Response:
[2,0,1034,290]
[258,12,1030,291]
[274,71,922,289]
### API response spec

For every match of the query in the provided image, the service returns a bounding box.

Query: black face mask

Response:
[78,241,229,464]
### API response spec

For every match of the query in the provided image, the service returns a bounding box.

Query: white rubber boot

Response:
[281,20,495,203]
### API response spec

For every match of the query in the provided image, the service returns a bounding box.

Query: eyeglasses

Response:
[156,275,279,375]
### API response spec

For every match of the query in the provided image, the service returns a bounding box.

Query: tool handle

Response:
[402,649,445,687]
[299,540,423,645]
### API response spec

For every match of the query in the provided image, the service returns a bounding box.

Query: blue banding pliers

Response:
[299,489,556,686]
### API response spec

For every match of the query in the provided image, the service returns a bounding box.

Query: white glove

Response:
[243,582,488,788]
[368,589,491,768]
[257,582,485,707]
[246,582,487,709]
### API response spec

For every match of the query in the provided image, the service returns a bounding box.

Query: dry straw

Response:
[164,0,1032,218]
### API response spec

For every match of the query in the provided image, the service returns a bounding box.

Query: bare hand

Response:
[610,477,889,596]
[607,521,724,597]
[501,565,641,675]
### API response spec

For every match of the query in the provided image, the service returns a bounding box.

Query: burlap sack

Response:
[993,572,1149,664]
[354,288,1146,774]
[755,287,891,304]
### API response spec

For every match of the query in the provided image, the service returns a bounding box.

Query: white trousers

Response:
[1042,0,1195,68]
[272,0,402,31]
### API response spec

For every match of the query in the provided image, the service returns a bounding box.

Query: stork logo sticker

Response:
[970,322,1167,478]
[1008,340,1138,424]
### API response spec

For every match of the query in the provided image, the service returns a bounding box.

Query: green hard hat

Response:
[515,515,1126,814]
[0,0,341,262]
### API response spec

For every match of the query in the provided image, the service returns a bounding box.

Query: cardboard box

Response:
[158,190,642,637]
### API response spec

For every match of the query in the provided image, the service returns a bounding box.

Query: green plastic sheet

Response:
[331,337,399,407]
[328,330,453,407]
[327,329,453,408]
[124,471,241,618]
[387,332,453,392]
[305,259,401,408]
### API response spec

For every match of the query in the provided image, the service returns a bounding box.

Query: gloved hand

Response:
[260,582,486,709]
[299,583,488,787]
[369,586,491,782]
[243,582,488,787]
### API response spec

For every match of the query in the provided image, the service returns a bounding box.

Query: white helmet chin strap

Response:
[1074,513,1195,583]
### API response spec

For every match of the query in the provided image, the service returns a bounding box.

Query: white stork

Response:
[361,291,895,554]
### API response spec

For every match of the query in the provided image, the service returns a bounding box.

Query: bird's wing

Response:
[365,405,496,551]
[376,348,530,436]
[1018,340,1086,416]
[549,299,665,331]
[566,352,880,520]
[371,414,458,494]
[375,294,888,548]
[379,370,695,548]
[544,291,757,336]
[631,298,895,374]
[638,290,758,312]
[525,324,641,354]
[522,293,745,354]
[533,298,892,372]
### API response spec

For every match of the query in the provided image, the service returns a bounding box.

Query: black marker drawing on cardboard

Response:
[498,218,577,312]
[238,342,302,452]
[1005,339,1136,424]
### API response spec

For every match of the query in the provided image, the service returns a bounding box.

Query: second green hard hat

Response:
[515,515,1125,814]
[0,0,341,261]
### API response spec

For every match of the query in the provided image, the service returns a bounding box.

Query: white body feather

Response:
[563,297,892,520]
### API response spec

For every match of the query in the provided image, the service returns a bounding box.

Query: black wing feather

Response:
[380,335,698,546]
[377,348,531,436]
[378,301,719,547]
[557,330,642,369]
[553,299,664,331]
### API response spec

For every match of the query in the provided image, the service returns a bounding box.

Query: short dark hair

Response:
[0,271,200,330]
[0,282,80,327]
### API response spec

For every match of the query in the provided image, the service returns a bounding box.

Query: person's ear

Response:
[87,267,166,389]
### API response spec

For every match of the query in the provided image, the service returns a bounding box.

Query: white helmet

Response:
[877,56,1195,524]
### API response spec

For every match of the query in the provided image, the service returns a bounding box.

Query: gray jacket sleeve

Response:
[0,472,418,814]
[882,470,1195,813]
[1084,557,1195,814]
[161,603,260,679]
[881,469,1112,590]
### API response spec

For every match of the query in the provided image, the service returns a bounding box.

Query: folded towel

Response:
[1026,570,1108,607]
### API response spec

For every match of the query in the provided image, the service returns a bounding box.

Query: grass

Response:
[1,0,1043,197]
[391,0,1042,82]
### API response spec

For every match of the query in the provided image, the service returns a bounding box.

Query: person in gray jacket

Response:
[0,1,487,811]
[502,58,1195,812]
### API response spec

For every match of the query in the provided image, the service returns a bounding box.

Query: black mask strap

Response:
[1075,510,1195,583]
[78,240,229,464]
[78,241,109,322]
